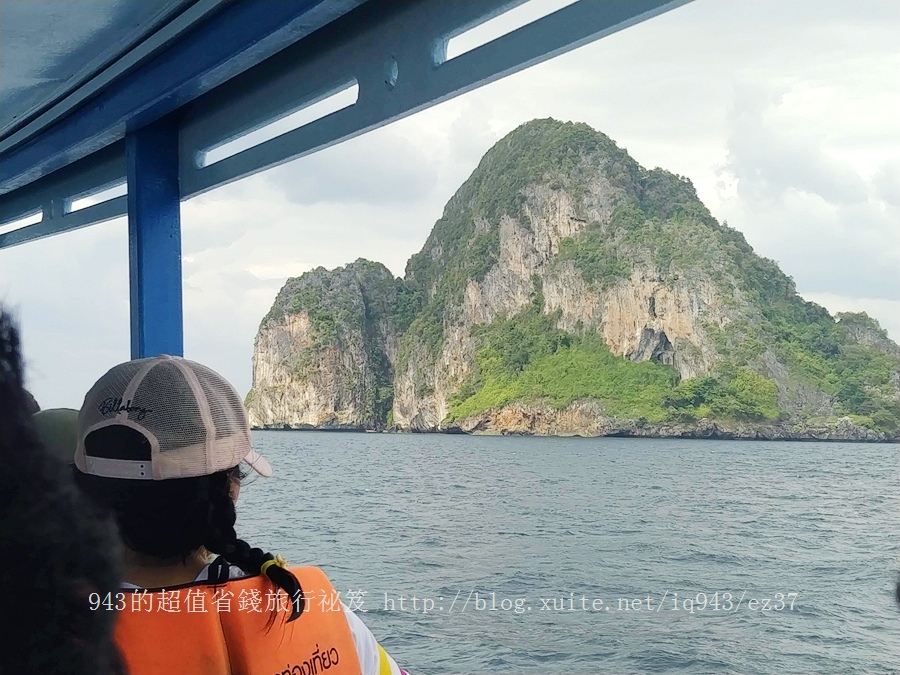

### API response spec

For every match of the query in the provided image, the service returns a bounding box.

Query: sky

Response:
[1,0,899,410]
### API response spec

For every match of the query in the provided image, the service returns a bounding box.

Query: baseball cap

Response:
[74,355,272,480]
[33,408,79,465]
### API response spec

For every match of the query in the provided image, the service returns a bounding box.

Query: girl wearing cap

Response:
[73,355,409,675]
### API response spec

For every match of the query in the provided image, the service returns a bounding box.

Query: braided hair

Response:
[204,468,305,622]
[75,435,304,623]
[0,311,125,674]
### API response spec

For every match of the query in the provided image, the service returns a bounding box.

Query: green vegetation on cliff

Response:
[447,284,782,425]
[704,281,900,432]
[404,120,640,355]
[665,369,780,422]
[259,260,413,427]
[447,288,679,422]
[263,259,418,339]
[254,118,900,436]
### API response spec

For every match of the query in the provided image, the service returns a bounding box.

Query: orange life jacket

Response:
[114,565,362,675]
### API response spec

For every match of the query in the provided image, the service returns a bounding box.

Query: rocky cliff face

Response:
[393,120,756,430]
[248,119,900,440]
[247,260,408,430]
[837,312,900,360]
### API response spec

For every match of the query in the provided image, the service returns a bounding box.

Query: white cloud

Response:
[0,219,129,409]
[723,86,869,205]
[874,159,900,207]
[263,128,441,206]
[714,79,900,302]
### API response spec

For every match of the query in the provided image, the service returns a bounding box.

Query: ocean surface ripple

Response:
[240,432,900,674]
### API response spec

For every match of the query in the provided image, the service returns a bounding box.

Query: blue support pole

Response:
[126,120,183,359]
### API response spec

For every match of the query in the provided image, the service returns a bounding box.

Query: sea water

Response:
[239,431,900,674]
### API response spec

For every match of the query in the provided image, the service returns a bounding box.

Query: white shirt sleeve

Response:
[341,603,407,675]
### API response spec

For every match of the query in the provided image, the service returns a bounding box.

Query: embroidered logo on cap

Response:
[98,397,152,421]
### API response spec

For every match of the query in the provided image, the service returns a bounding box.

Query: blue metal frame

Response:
[127,121,183,359]
[0,142,126,248]
[1,0,226,144]
[0,0,362,194]
[180,0,690,198]
[0,0,693,362]
[1,0,690,240]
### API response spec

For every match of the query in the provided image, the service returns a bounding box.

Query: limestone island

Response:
[246,119,900,442]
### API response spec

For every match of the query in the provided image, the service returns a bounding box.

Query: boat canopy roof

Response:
[0,0,689,356]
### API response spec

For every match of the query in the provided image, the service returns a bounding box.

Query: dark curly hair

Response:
[0,311,125,675]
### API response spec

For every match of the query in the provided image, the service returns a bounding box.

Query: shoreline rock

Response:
[252,405,897,443]
[449,402,891,441]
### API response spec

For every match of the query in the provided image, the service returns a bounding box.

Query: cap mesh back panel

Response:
[133,361,207,475]
[192,361,251,470]
[79,357,252,478]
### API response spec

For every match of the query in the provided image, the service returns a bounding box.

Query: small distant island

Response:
[245,119,900,441]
